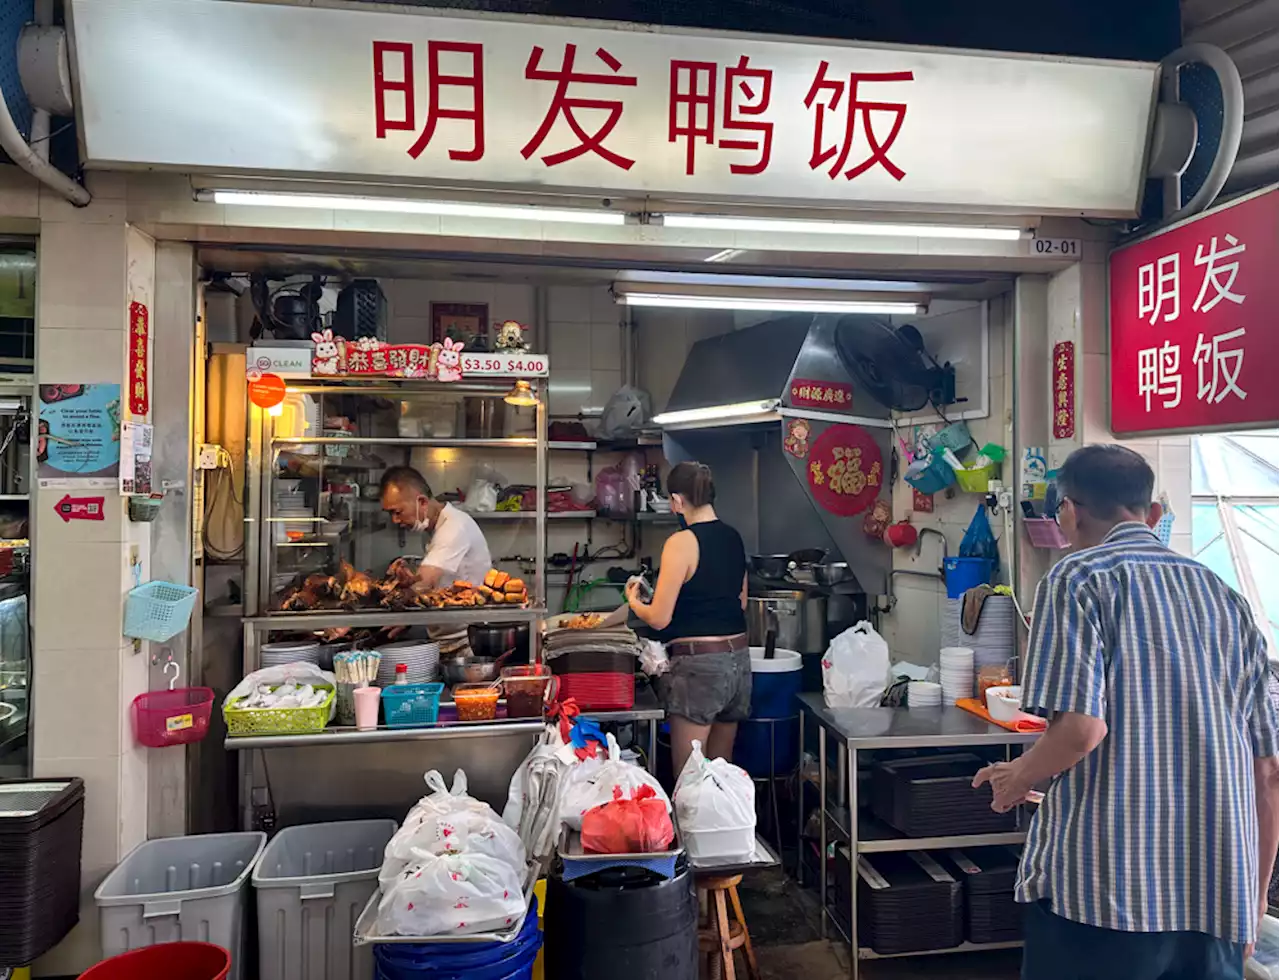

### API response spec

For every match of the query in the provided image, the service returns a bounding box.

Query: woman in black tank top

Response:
[626,462,751,777]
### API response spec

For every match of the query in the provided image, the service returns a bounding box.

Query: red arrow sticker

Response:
[56,494,105,522]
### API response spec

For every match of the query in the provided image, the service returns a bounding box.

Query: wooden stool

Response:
[696,873,759,980]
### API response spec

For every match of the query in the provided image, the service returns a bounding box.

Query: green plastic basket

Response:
[223,685,334,736]
[954,462,1000,493]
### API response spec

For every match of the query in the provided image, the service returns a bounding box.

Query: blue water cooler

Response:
[733,647,803,777]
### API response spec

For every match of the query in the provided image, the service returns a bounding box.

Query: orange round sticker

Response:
[248,373,287,409]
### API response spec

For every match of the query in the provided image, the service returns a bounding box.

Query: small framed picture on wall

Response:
[431,303,488,346]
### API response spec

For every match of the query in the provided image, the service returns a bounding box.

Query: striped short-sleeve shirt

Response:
[1016,522,1279,943]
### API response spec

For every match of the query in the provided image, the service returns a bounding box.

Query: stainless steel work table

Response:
[796,693,1039,978]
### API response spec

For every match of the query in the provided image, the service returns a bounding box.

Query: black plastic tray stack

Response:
[870,753,1017,837]
[946,845,1024,944]
[0,778,85,965]
[835,847,963,955]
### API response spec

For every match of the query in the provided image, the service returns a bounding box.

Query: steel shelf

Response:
[859,830,1026,853]
[860,941,1024,961]
[471,510,595,520]
[244,606,548,630]
[273,436,539,448]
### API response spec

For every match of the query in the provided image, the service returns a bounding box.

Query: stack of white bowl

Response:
[375,640,440,685]
[261,640,320,668]
[939,647,975,702]
[907,681,943,708]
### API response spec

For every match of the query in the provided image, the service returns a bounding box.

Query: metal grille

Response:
[0,781,71,818]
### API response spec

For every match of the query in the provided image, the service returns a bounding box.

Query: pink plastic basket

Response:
[131,687,214,747]
[1023,517,1070,550]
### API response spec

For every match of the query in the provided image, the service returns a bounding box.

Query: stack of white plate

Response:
[941,599,962,649]
[261,640,320,667]
[375,640,440,685]
[939,647,975,702]
[907,681,943,708]
[966,597,1018,673]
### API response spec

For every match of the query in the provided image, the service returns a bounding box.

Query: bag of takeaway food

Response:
[823,621,891,709]
[560,733,671,831]
[381,769,525,890]
[673,739,756,859]
[377,850,526,938]
[581,784,675,854]
[224,663,337,720]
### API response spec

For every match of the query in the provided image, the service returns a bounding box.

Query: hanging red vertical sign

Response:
[1052,340,1075,439]
[128,301,149,416]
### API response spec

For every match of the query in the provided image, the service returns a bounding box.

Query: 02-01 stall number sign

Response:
[129,302,149,416]
[806,424,883,517]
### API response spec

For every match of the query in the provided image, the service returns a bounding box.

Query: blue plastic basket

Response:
[122,581,199,642]
[381,682,444,727]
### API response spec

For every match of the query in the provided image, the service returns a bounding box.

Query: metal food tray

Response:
[556,826,683,864]
[352,863,537,947]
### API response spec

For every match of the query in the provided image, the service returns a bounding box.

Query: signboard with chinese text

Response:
[37,383,122,488]
[128,301,149,416]
[1109,187,1278,436]
[1052,340,1075,439]
[311,334,549,379]
[789,378,853,411]
[69,0,1156,216]
[806,423,883,517]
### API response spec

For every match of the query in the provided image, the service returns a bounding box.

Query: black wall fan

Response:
[833,316,956,413]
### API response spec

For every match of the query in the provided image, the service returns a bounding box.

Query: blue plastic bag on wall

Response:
[959,502,999,565]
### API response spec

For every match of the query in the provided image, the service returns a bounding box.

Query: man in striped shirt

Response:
[973,444,1279,980]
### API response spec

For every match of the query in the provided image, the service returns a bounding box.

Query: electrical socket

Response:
[197,444,222,470]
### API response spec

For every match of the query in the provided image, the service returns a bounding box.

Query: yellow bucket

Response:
[532,878,546,980]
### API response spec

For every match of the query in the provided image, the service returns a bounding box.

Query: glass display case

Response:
[0,387,32,777]
[243,378,550,655]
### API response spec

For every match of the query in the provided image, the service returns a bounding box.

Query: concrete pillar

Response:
[31,183,154,975]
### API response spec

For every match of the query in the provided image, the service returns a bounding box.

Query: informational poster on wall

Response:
[37,383,122,488]
[120,421,154,495]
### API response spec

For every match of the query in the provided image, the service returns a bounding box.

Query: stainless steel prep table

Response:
[796,693,1039,977]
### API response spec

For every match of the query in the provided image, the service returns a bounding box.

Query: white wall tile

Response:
[38,222,126,332]
[38,328,126,384]
[33,541,125,650]
[547,321,592,370]
[590,321,622,371]
[547,286,594,324]
[591,369,621,411]
[548,369,594,416]
[32,647,124,761]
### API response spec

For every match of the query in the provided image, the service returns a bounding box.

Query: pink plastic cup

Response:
[353,686,381,730]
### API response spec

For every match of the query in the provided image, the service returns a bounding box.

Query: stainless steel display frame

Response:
[797,694,1038,978]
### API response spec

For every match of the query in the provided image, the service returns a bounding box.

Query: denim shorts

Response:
[656,648,752,725]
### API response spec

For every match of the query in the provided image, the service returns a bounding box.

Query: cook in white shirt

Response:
[379,466,492,588]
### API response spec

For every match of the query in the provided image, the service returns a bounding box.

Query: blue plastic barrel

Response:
[373,896,541,980]
[943,557,995,599]
[733,647,803,778]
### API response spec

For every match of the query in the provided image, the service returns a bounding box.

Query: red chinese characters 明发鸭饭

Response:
[804,63,913,181]
[668,55,774,176]
[522,44,637,170]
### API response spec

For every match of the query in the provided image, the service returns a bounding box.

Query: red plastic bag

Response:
[580,785,675,854]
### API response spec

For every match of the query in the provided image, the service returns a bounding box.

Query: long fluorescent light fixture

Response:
[208,190,627,225]
[652,400,781,429]
[619,293,923,315]
[663,214,1025,241]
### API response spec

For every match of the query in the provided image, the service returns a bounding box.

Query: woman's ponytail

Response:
[668,460,716,507]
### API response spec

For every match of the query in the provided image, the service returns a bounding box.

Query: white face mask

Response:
[412,498,431,533]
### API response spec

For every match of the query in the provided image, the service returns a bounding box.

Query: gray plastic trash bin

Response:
[253,820,397,980]
[94,831,266,980]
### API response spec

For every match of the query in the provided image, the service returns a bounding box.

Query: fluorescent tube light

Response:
[652,400,780,428]
[704,248,746,263]
[618,293,923,315]
[663,214,1025,241]
[210,190,627,225]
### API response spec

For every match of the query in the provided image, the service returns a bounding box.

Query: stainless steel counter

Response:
[797,693,1040,977]
[796,693,1038,750]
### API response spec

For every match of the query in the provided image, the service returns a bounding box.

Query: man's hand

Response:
[972,761,1033,813]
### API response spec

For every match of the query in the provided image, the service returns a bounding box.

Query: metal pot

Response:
[747,590,828,655]
[810,562,858,589]
[443,659,502,685]
[749,555,793,580]
[468,622,531,660]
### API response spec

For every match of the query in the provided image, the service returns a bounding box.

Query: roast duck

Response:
[279,559,528,611]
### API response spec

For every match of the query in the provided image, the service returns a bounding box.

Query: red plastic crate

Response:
[553,671,634,711]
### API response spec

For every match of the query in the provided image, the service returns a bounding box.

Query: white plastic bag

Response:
[464,479,498,513]
[381,770,524,890]
[559,733,670,831]
[377,850,526,937]
[639,639,670,677]
[823,621,890,708]
[599,385,652,439]
[673,739,756,859]
[502,725,569,862]
[224,663,337,720]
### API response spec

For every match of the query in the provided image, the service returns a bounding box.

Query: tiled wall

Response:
[32,182,155,975]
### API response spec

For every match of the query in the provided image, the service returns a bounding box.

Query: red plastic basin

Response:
[78,942,230,980]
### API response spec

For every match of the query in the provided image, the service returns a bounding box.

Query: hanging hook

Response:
[164,660,180,691]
